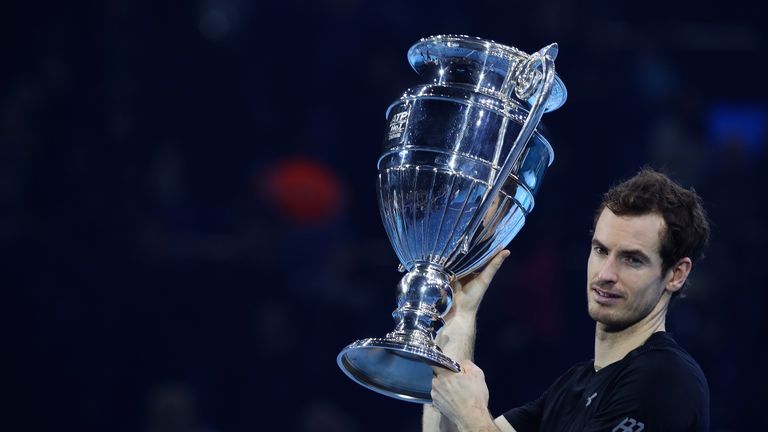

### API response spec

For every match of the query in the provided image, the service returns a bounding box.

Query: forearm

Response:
[424,398,500,432]
[423,404,458,432]
[456,411,501,432]
[423,251,509,432]
[423,314,478,432]
[436,314,477,361]
[457,416,502,432]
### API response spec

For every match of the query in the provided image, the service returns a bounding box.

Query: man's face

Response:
[587,208,670,331]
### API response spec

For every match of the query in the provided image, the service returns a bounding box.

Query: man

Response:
[424,168,711,432]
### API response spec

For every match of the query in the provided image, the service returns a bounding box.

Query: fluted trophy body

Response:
[338,35,567,403]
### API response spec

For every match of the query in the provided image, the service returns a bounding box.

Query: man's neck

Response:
[593,302,668,370]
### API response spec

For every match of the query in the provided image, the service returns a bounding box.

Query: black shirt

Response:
[503,332,709,431]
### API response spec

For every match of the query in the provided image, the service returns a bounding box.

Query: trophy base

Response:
[337,335,460,403]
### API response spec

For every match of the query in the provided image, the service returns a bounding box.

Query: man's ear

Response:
[665,257,692,294]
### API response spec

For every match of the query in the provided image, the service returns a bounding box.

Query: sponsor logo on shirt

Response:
[612,417,645,432]
[585,392,597,407]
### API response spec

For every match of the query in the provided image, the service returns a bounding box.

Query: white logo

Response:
[585,392,597,407]
[612,417,645,432]
[387,111,409,140]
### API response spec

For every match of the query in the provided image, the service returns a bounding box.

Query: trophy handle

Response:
[452,43,559,263]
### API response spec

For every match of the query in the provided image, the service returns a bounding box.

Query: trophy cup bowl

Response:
[337,35,567,403]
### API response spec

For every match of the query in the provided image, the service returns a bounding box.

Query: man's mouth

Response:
[592,287,622,299]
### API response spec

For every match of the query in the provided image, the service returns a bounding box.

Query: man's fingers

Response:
[477,249,510,283]
[456,250,510,288]
[459,360,485,377]
[431,365,453,377]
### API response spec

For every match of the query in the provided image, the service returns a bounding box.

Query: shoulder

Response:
[598,335,709,423]
[589,336,710,430]
[621,333,709,394]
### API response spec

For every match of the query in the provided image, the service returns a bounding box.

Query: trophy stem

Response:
[390,263,452,341]
[336,263,460,403]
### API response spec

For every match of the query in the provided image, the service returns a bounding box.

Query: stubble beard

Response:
[588,290,663,333]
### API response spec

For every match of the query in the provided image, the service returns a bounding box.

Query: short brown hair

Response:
[594,168,711,294]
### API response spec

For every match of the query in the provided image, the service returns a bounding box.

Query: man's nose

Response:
[597,255,619,283]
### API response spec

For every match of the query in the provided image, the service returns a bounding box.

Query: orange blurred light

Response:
[263,158,344,225]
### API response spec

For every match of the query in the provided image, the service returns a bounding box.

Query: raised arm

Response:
[422,250,510,432]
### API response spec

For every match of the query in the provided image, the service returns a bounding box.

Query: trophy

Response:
[337,35,567,403]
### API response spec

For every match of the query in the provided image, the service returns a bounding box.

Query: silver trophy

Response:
[337,35,567,403]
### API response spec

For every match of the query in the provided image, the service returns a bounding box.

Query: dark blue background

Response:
[3,0,766,431]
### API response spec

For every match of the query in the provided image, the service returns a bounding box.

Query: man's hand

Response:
[446,250,510,321]
[434,249,510,359]
[423,250,510,432]
[431,361,498,432]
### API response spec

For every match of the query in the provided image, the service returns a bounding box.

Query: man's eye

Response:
[593,246,607,255]
[624,256,642,265]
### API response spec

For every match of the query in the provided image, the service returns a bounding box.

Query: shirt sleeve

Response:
[501,362,585,432]
[584,350,710,432]
[502,395,545,432]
